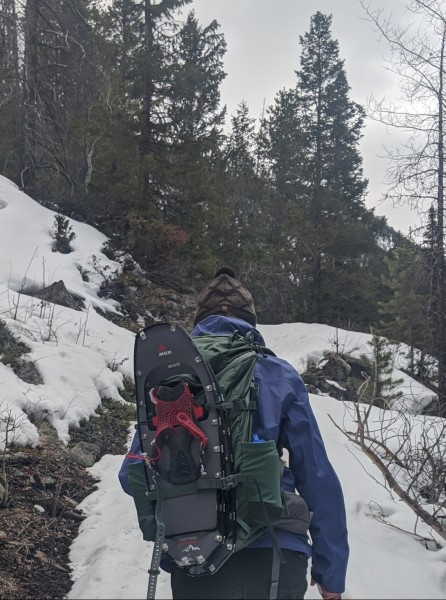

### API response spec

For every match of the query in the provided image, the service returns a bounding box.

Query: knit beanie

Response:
[193,267,257,327]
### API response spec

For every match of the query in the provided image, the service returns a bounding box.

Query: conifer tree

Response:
[294,12,370,322]
[361,331,404,408]
[379,243,429,373]
[99,0,192,221]
[223,100,257,249]
[259,88,306,202]
[225,100,256,176]
[219,100,293,322]
[262,12,384,326]
[160,10,227,277]
[168,12,226,146]
[297,12,366,209]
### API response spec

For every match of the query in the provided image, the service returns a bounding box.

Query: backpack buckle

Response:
[220,475,236,490]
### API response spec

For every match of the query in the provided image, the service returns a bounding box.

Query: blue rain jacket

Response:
[119,316,349,593]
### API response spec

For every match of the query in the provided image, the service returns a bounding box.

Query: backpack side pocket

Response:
[237,440,283,529]
[274,490,312,535]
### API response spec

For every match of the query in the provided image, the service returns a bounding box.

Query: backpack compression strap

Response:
[146,470,164,600]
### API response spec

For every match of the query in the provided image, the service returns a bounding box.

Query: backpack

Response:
[127,322,311,598]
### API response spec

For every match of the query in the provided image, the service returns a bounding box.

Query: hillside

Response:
[0,177,445,599]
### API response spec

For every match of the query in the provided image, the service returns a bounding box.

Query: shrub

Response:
[52,214,76,254]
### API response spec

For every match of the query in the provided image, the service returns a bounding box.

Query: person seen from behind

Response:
[119,267,349,600]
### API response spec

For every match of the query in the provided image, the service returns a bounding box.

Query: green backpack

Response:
[127,323,310,599]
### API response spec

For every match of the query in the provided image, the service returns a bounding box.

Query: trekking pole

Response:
[146,473,165,600]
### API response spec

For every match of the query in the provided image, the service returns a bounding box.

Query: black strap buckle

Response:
[220,475,236,490]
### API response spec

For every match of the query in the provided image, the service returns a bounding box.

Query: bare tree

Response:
[332,383,446,542]
[0,0,22,176]
[0,0,20,105]
[362,0,446,415]
[21,0,38,187]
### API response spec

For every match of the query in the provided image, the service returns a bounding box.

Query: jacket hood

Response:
[191,315,266,346]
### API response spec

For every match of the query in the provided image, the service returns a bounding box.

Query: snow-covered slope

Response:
[0,175,134,445]
[259,322,437,413]
[0,177,445,599]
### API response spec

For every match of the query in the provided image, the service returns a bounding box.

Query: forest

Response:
[1,0,446,415]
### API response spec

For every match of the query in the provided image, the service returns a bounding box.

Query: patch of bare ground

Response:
[0,436,98,600]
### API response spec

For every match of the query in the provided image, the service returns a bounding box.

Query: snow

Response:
[258,322,437,413]
[0,175,135,445]
[0,175,445,598]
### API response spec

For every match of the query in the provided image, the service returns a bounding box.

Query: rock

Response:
[301,367,320,388]
[302,354,359,402]
[34,280,85,311]
[422,398,441,416]
[11,468,26,476]
[69,441,101,467]
[30,474,57,489]
[37,421,62,444]
[305,384,320,395]
[62,496,80,509]
[10,357,43,385]
[345,356,372,379]
[323,380,357,402]
[4,452,29,461]
[321,353,351,381]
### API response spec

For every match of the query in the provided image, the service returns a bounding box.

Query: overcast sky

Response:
[188,0,422,235]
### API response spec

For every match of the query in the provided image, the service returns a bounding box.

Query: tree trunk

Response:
[140,0,154,204]
[436,26,446,417]
[22,0,39,188]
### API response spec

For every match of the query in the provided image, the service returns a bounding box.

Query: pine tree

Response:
[103,0,193,207]
[379,243,430,374]
[361,330,404,408]
[225,100,256,177]
[296,12,366,209]
[139,0,193,205]
[158,11,227,277]
[261,12,386,326]
[100,3,232,279]
[259,88,306,202]
[223,100,257,253]
[167,12,226,146]
[218,100,293,322]
[294,12,370,322]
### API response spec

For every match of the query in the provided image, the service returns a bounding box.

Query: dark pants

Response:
[170,548,309,600]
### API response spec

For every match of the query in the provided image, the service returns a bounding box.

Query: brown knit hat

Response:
[194,267,257,327]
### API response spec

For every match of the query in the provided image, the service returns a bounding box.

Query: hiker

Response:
[119,267,349,600]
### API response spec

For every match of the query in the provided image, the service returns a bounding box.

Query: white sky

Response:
[1,176,445,599]
[189,0,422,235]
